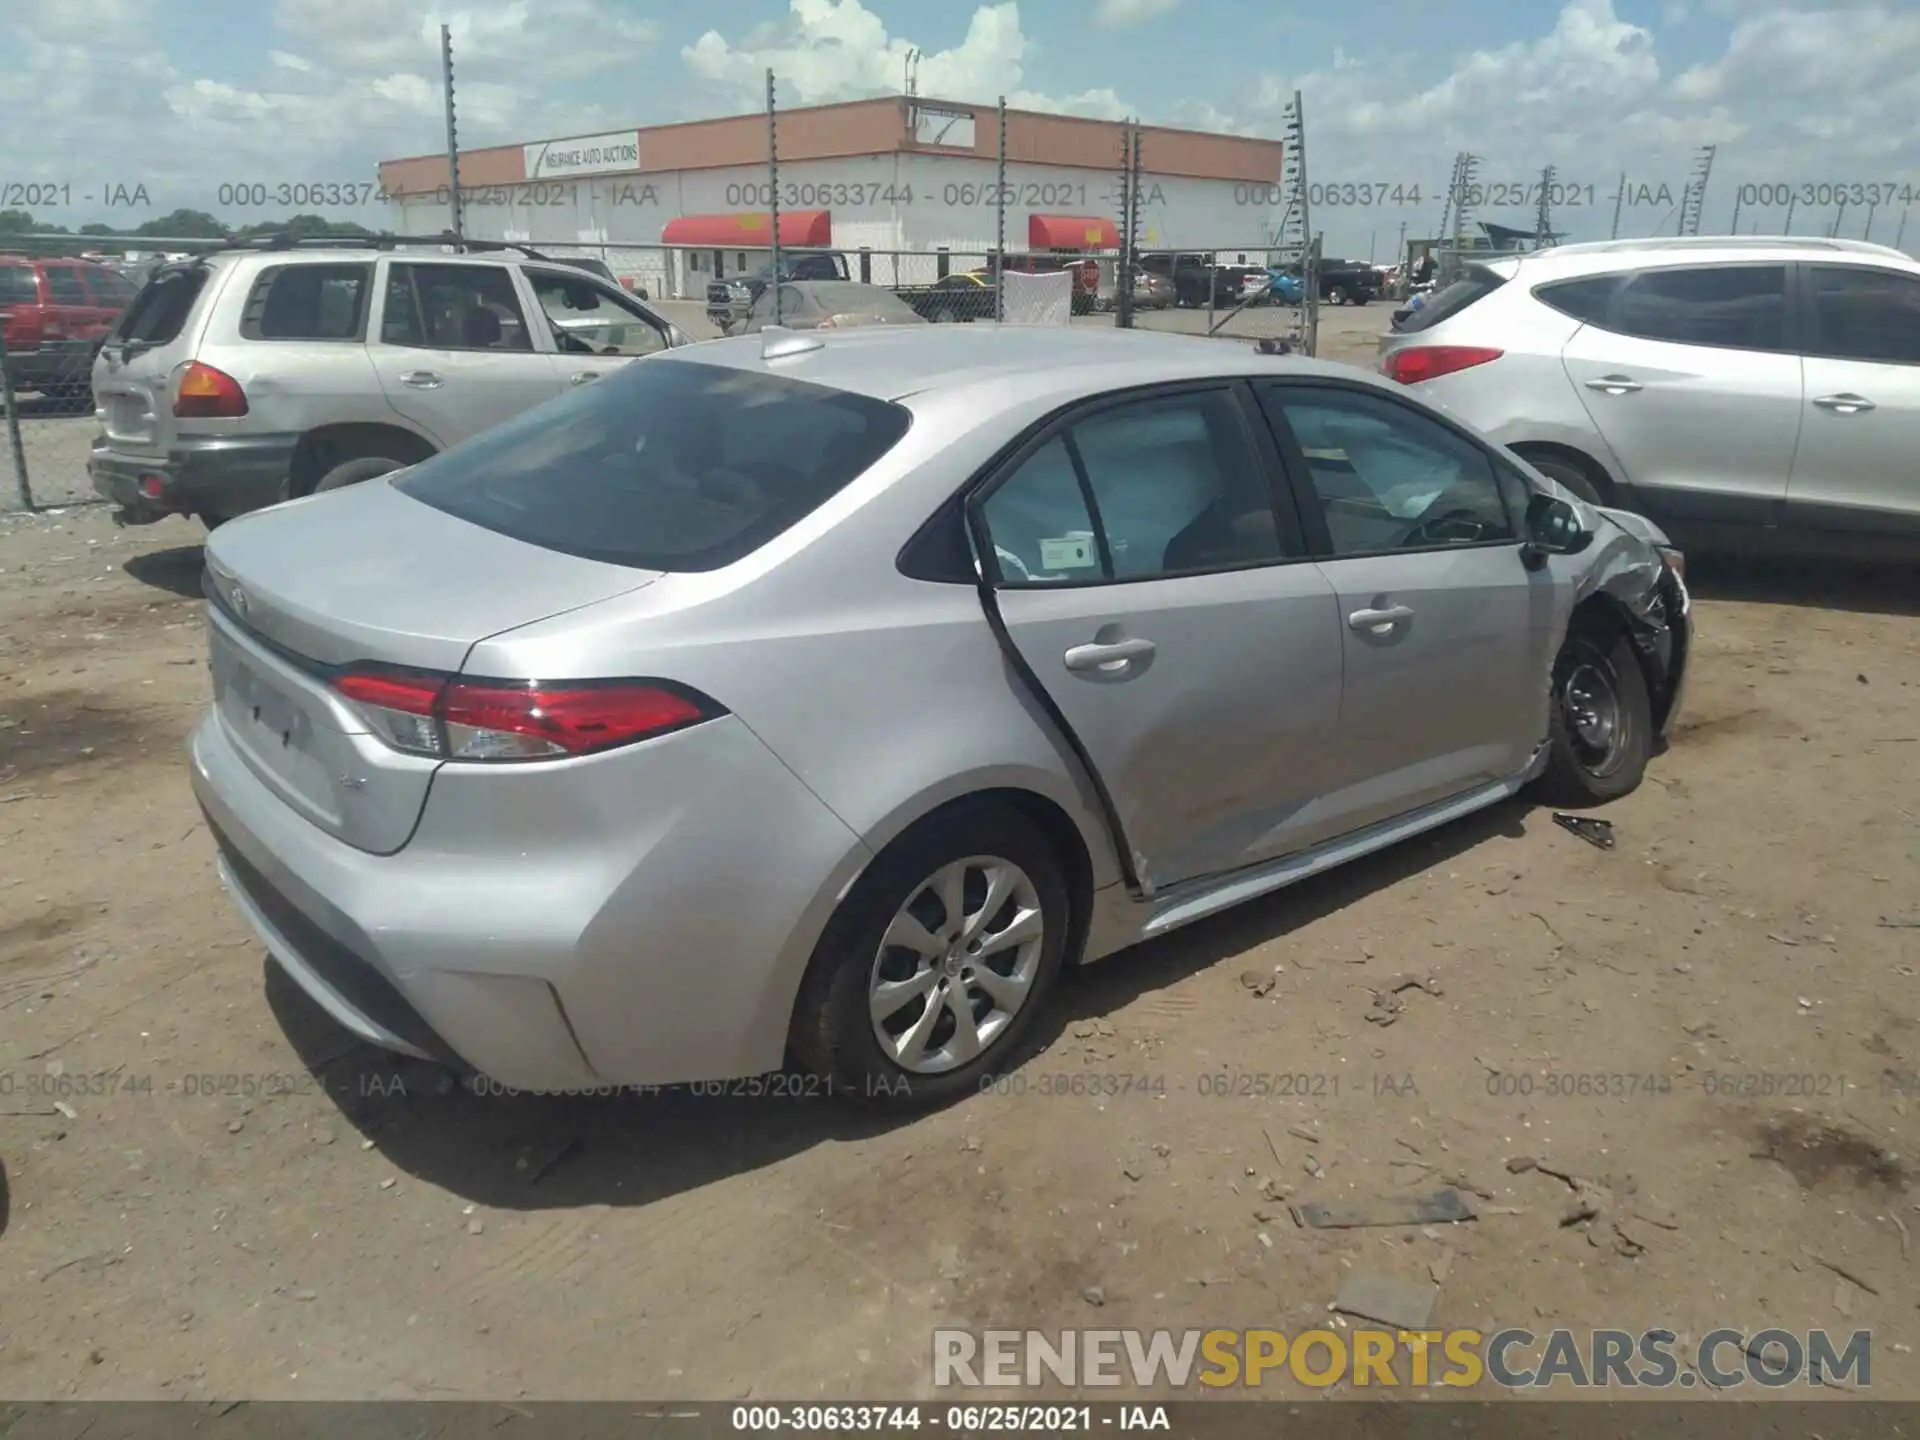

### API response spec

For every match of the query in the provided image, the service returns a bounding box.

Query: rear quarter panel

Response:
[1397,288,1632,488]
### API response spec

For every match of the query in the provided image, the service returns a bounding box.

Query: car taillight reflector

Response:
[174,361,248,417]
[332,670,718,762]
[1380,345,1505,385]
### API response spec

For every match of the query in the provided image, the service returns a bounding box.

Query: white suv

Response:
[89,238,689,529]
[1376,236,1920,562]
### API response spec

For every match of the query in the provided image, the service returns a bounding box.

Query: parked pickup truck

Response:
[706,251,849,333]
[1312,258,1381,306]
[1138,252,1270,309]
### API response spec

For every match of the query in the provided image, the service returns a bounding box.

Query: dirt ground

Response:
[1,357,1917,1404]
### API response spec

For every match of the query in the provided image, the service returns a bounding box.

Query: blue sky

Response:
[6,0,1917,256]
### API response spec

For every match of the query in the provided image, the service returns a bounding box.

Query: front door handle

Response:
[1349,604,1414,634]
[1583,375,1642,395]
[1063,637,1156,672]
[1812,392,1875,414]
[569,371,600,386]
[400,370,444,389]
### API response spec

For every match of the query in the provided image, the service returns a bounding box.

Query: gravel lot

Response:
[1,304,1915,1404]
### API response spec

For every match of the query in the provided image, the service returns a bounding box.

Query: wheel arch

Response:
[1508,439,1622,502]
[288,422,438,498]
[1564,588,1670,730]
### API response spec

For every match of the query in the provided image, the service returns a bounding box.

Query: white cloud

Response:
[1092,0,1180,27]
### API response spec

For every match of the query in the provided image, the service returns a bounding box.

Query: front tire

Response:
[1537,626,1652,805]
[1329,285,1350,306]
[315,455,407,493]
[790,801,1073,1110]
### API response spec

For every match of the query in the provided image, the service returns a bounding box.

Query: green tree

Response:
[133,209,229,239]
[0,208,36,234]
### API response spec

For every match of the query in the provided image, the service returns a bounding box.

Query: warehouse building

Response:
[376,97,1288,299]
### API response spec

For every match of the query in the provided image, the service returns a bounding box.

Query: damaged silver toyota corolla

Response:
[191,327,1689,1109]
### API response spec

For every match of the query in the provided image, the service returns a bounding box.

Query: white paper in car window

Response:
[1039,533,1098,571]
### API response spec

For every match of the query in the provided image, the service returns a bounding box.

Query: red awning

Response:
[1029,214,1118,250]
[661,209,831,248]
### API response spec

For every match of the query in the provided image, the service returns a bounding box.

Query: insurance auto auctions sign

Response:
[523,131,641,179]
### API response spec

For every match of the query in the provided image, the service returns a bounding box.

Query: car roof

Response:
[660,324,1365,402]
[1495,235,1920,282]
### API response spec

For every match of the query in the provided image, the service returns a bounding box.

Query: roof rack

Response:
[193,232,558,261]
[1542,235,1912,260]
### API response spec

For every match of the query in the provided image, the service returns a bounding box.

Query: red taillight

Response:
[173,360,248,417]
[1381,345,1504,385]
[332,669,716,762]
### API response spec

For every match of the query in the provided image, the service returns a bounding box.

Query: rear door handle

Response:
[1349,604,1414,634]
[1583,375,1642,395]
[400,371,444,389]
[1812,392,1875,414]
[1063,637,1156,672]
[569,371,600,386]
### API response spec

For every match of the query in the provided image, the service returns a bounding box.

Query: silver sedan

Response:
[190,325,1692,1109]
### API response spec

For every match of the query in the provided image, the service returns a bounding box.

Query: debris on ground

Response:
[1552,813,1616,850]
[1364,976,1444,1027]
[1239,971,1277,998]
[1293,1189,1475,1230]
[1332,1271,1438,1330]
[1082,1286,1106,1307]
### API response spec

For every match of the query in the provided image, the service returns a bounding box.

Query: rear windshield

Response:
[113,266,210,346]
[1397,264,1508,333]
[396,359,914,571]
[0,267,37,304]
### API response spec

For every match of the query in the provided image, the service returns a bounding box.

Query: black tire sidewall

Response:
[792,803,1072,1110]
[315,455,407,493]
[1522,453,1604,507]
[1541,628,1651,805]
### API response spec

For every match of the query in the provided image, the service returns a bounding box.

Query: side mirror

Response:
[666,325,688,346]
[1522,492,1593,564]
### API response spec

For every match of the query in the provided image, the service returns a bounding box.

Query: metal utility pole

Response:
[1534,164,1555,248]
[1677,144,1715,236]
[440,25,465,243]
[1609,172,1626,239]
[1895,204,1909,252]
[1396,220,1407,282]
[766,69,782,326]
[1278,90,1313,353]
[994,96,1007,323]
[1115,119,1134,329]
[1436,153,1465,257]
[1784,191,1797,235]
[1863,200,1876,242]
[1830,199,1847,239]
[904,49,920,99]
[1450,153,1482,277]
[1730,192,1742,234]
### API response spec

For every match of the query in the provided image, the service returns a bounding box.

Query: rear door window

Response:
[395,359,913,571]
[1803,265,1920,364]
[1611,265,1788,352]
[241,263,371,341]
[0,268,38,304]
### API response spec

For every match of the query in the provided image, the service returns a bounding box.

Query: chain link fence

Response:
[0,232,1342,512]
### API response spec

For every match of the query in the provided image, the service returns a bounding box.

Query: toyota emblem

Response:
[228,583,249,616]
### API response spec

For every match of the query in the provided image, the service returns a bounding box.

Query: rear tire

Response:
[315,455,407,493]
[1519,451,1608,507]
[1329,285,1350,306]
[789,801,1073,1111]
[1536,625,1652,806]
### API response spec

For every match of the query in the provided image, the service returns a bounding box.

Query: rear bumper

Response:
[189,704,870,1091]
[90,432,300,522]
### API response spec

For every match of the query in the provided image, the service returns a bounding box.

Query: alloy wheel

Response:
[867,856,1045,1075]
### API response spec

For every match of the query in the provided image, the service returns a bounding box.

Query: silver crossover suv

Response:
[191,326,1692,1108]
[1378,236,1920,562]
[89,239,686,529]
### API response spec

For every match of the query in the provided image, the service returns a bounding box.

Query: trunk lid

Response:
[203,479,662,852]
[93,262,219,455]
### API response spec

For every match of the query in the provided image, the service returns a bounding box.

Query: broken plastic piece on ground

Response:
[1292,1188,1476,1229]
[1553,812,1615,850]
[1253,337,1293,355]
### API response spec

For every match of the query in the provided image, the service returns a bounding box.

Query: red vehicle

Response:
[0,255,140,401]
